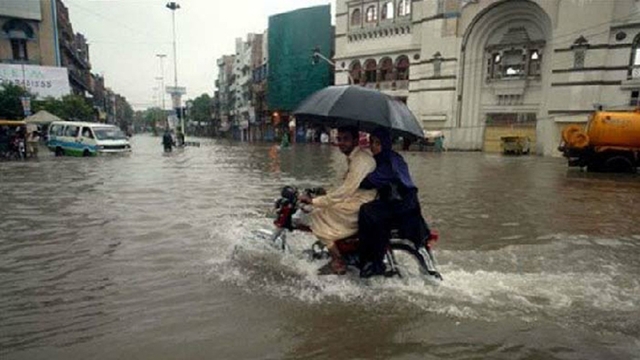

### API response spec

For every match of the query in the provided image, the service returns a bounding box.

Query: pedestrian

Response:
[280,132,290,149]
[27,129,40,158]
[320,131,329,144]
[162,129,175,152]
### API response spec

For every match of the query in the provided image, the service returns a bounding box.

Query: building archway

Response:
[456,0,552,152]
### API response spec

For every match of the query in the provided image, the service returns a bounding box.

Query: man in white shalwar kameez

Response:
[299,126,376,274]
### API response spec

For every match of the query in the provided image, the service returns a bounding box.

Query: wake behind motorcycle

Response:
[267,186,443,281]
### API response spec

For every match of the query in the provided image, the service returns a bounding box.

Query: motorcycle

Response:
[267,186,443,281]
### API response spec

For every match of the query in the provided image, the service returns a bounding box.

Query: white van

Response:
[47,121,131,156]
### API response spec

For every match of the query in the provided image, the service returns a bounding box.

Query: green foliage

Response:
[189,94,212,124]
[33,94,95,122]
[0,83,32,120]
[115,98,134,129]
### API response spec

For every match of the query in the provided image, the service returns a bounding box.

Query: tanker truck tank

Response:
[559,110,640,173]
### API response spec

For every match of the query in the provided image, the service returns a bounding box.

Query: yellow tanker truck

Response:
[559,109,640,173]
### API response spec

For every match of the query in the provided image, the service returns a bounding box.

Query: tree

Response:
[33,95,94,122]
[115,96,134,130]
[189,94,212,124]
[0,83,32,120]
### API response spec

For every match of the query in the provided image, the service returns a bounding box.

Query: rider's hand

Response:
[298,194,312,204]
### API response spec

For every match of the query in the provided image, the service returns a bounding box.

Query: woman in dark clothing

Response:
[358,128,430,278]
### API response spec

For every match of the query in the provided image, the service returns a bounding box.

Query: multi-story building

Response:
[55,0,92,96]
[1,0,99,100]
[215,54,235,134]
[335,0,640,155]
[248,32,265,141]
[0,0,57,66]
[230,34,257,141]
[252,30,270,140]
[268,4,333,140]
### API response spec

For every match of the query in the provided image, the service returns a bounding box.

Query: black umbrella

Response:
[293,85,424,138]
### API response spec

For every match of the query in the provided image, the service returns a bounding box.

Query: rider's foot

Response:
[317,245,347,275]
[317,259,347,275]
[359,261,385,278]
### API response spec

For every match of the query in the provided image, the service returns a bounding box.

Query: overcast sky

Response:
[64,0,336,109]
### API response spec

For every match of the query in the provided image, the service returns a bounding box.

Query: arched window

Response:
[631,34,640,79]
[364,59,377,83]
[379,57,394,81]
[396,56,410,81]
[2,19,34,61]
[398,0,411,17]
[351,9,361,27]
[529,50,542,76]
[381,2,394,20]
[350,60,362,85]
[365,5,378,23]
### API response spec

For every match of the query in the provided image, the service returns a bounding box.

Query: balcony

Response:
[62,39,90,69]
[0,58,40,65]
[69,68,92,93]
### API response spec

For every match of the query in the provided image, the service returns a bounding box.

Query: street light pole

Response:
[312,47,354,84]
[166,2,184,135]
[156,54,167,111]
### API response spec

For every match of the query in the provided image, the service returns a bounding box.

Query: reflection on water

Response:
[0,136,638,359]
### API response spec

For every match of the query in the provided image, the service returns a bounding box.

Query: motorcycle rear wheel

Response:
[389,240,442,281]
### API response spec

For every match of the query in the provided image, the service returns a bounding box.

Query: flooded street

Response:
[1,135,639,359]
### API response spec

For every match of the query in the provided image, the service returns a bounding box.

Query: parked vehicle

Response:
[501,136,530,155]
[47,121,131,157]
[558,110,640,173]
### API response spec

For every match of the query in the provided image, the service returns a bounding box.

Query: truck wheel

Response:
[605,156,635,173]
[83,149,91,157]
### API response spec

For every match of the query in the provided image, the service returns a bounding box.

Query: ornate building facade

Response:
[335,0,640,155]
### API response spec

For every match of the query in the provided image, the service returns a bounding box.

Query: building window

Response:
[351,9,361,27]
[10,39,28,61]
[574,48,586,69]
[398,0,411,17]
[630,34,640,79]
[364,59,377,83]
[365,5,378,23]
[432,52,443,77]
[571,36,589,70]
[436,0,445,14]
[487,53,500,79]
[631,90,640,107]
[350,60,362,85]
[381,2,394,20]
[529,50,542,76]
[380,57,393,81]
[396,56,410,80]
[502,49,525,77]
[2,19,34,62]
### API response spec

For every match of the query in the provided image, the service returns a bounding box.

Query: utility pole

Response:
[166,2,185,136]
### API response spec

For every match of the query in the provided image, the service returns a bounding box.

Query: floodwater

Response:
[1,135,639,360]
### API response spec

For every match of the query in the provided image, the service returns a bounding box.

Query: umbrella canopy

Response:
[294,85,424,138]
[24,110,62,125]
